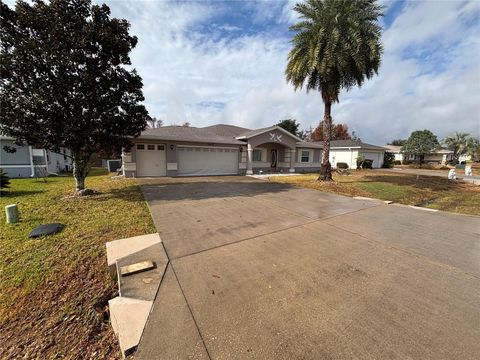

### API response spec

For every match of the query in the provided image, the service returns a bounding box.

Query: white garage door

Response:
[330,150,355,169]
[178,146,238,176]
[361,152,382,168]
[136,143,166,177]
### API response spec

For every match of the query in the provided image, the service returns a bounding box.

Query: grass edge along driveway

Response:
[0,168,155,359]
[269,170,480,216]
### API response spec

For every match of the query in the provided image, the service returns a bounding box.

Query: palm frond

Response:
[285,0,383,102]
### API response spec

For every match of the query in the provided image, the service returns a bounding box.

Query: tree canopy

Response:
[0,0,150,191]
[276,119,301,136]
[310,121,352,141]
[442,132,478,163]
[389,139,406,146]
[285,0,383,180]
[401,130,439,162]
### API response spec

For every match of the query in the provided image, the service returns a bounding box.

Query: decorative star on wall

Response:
[269,133,282,142]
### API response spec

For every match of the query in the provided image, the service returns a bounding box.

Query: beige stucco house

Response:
[122,124,323,177]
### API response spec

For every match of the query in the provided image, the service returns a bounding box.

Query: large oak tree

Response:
[0,0,150,191]
[286,0,383,180]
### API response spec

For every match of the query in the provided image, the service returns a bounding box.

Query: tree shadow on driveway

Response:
[139,179,296,203]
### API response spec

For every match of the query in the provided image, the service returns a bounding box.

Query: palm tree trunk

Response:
[318,101,333,181]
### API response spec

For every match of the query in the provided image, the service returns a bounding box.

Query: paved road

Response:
[136,176,480,360]
[378,167,480,183]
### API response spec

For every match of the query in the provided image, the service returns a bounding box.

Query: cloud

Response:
[4,0,479,144]
[334,0,480,143]
[111,0,478,144]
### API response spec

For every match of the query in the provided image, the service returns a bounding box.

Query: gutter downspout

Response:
[28,146,35,177]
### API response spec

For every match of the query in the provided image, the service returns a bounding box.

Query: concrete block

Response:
[109,296,153,358]
[5,204,19,223]
[106,233,161,279]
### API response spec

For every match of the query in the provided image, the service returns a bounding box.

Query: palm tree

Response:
[465,136,480,161]
[286,0,383,180]
[443,132,471,163]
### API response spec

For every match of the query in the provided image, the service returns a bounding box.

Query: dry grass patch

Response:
[0,169,155,359]
[270,170,480,216]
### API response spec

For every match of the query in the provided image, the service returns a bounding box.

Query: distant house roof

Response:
[434,149,453,154]
[138,124,249,145]
[384,144,453,155]
[327,140,386,151]
[385,145,402,153]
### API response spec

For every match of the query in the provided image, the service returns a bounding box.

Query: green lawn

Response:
[270,170,480,216]
[0,169,155,359]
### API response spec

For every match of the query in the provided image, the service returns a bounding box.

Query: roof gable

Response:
[236,126,303,142]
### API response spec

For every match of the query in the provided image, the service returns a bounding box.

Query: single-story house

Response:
[423,149,454,164]
[384,145,454,164]
[384,145,403,163]
[122,124,323,177]
[0,135,72,178]
[327,140,386,169]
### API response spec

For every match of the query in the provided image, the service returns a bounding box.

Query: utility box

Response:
[107,159,122,172]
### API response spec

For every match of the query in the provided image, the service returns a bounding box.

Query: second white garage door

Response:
[177,146,239,176]
[360,152,382,168]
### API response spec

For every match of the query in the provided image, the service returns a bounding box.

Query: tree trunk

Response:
[73,153,92,191]
[318,101,333,181]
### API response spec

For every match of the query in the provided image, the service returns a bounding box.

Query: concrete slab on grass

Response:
[117,243,169,302]
[106,233,161,278]
[109,296,153,357]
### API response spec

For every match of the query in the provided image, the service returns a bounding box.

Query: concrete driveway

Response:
[136,176,480,360]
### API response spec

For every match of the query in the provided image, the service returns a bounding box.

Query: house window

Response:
[301,150,310,162]
[253,149,262,162]
[157,145,165,151]
[63,149,67,161]
[137,144,145,150]
[147,144,155,150]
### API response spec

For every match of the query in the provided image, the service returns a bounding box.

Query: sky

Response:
[6,0,480,144]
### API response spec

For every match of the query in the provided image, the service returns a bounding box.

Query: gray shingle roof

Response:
[327,140,386,150]
[236,126,278,139]
[296,141,323,149]
[139,124,250,145]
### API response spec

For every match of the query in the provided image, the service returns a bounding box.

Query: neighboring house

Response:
[326,140,386,169]
[0,135,72,178]
[384,145,403,163]
[422,149,454,164]
[122,124,323,177]
[385,145,454,165]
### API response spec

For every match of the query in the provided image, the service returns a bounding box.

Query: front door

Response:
[270,149,278,170]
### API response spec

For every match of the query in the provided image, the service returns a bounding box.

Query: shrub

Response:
[394,160,402,165]
[356,155,365,169]
[0,168,10,188]
[382,152,395,168]
[336,162,349,169]
[362,159,373,169]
